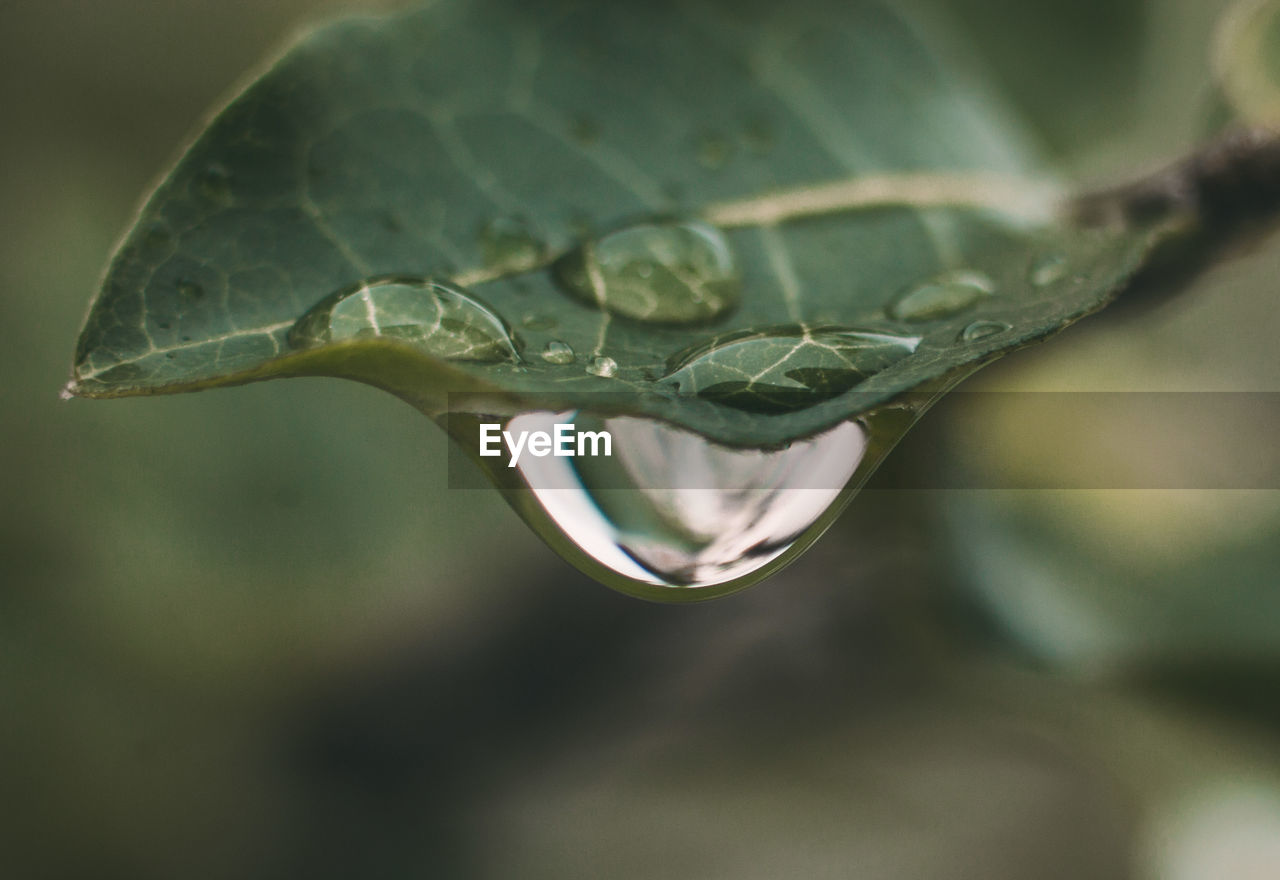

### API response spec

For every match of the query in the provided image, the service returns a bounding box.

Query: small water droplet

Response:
[521,314,557,331]
[696,132,732,170]
[960,319,1011,342]
[1028,253,1068,287]
[887,270,994,323]
[289,276,520,364]
[176,280,204,300]
[663,325,921,414]
[197,164,232,204]
[554,220,740,324]
[478,217,544,270]
[540,340,576,365]
[586,355,618,378]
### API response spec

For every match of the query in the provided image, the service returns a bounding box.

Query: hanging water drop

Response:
[553,220,740,324]
[540,340,576,365]
[486,411,868,595]
[586,355,618,378]
[887,270,994,323]
[960,319,1010,342]
[662,325,920,414]
[288,276,520,364]
[1028,253,1069,287]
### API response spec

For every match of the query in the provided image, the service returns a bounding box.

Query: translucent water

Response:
[289,276,520,363]
[553,220,740,324]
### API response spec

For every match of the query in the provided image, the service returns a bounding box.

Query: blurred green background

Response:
[4,0,1280,877]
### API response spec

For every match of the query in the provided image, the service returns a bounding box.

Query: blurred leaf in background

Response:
[3,0,1280,878]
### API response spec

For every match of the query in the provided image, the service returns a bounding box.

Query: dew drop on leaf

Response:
[553,220,741,324]
[586,355,618,378]
[959,319,1011,342]
[540,339,576,364]
[288,276,521,363]
[1028,253,1069,287]
[662,325,921,414]
[886,269,994,323]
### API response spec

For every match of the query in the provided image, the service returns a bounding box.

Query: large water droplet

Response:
[662,325,921,414]
[586,355,618,378]
[553,220,740,324]
[491,411,870,596]
[289,277,520,363]
[478,217,544,271]
[887,270,994,323]
[540,340,576,365]
[1028,253,1069,287]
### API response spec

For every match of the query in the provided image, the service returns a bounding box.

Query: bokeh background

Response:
[3,0,1280,877]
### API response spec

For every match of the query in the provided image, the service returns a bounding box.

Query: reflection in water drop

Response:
[504,411,870,594]
[887,270,994,322]
[663,325,921,414]
[288,276,520,363]
[478,217,544,270]
[554,220,740,324]
[540,340,576,365]
[960,319,1011,342]
[586,355,618,378]
[1028,253,1069,287]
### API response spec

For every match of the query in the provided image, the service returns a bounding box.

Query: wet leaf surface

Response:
[69,0,1162,447]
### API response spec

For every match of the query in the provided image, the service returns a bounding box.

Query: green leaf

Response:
[68,0,1161,448]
